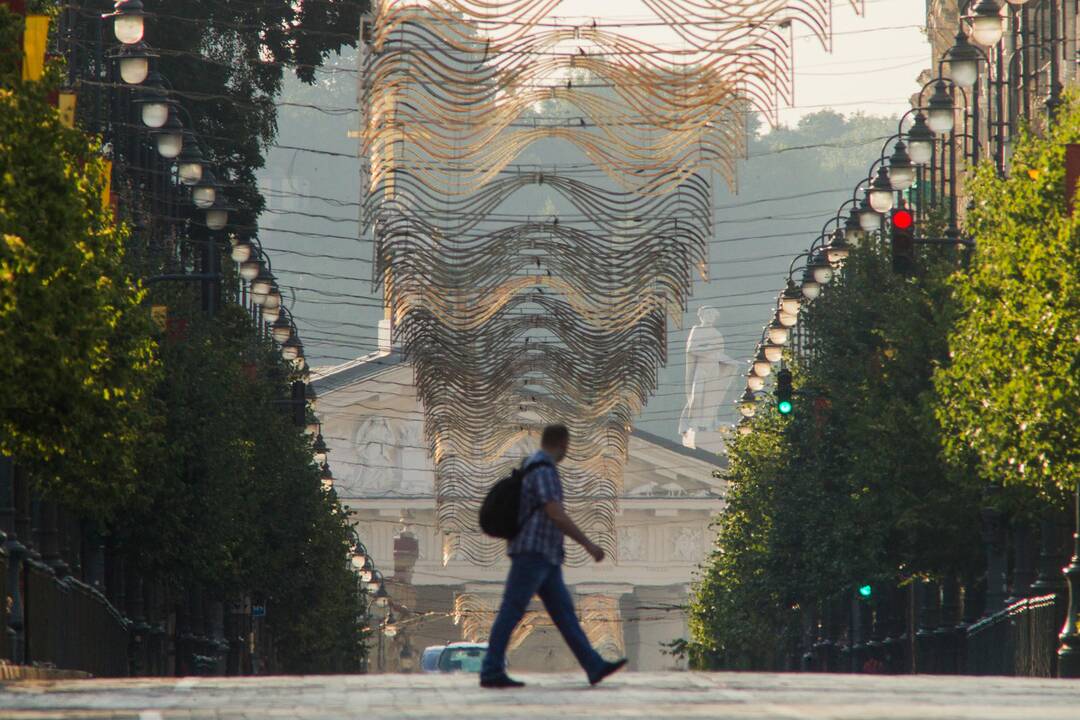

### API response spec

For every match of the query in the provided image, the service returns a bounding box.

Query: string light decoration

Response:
[359,0,862,565]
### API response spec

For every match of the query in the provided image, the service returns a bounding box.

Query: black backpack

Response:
[478,459,553,540]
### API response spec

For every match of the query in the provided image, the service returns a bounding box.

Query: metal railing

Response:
[801,583,1063,678]
[965,594,1059,677]
[23,560,130,676]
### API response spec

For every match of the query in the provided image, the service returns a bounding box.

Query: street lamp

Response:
[320,462,334,491]
[132,71,172,128]
[926,81,956,134]
[106,0,147,45]
[352,542,368,569]
[800,266,821,301]
[153,112,184,159]
[262,285,282,311]
[945,31,981,88]
[779,281,802,316]
[177,135,205,186]
[368,570,384,593]
[825,229,850,265]
[313,433,329,465]
[239,257,262,282]
[192,171,218,210]
[747,370,765,393]
[966,0,1005,48]
[858,196,882,233]
[767,315,790,345]
[231,238,253,263]
[204,195,233,231]
[868,167,895,214]
[372,585,390,608]
[808,251,834,285]
[251,267,274,300]
[887,141,915,191]
[843,207,866,245]
[281,337,302,362]
[906,112,935,166]
[737,389,757,418]
[271,316,293,344]
[763,342,783,363]
[111,41,156,85]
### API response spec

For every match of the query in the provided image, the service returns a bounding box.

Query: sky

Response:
[531,0,930,125]
[258,0,932,444]
[778,0,929,125]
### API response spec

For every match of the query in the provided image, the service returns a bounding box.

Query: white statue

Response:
[679,307,740,446]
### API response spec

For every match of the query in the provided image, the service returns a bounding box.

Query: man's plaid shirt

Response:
[507,449,564,566]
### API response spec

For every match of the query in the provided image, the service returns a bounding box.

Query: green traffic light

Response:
[778,400,793,415]
[858,584,873,599]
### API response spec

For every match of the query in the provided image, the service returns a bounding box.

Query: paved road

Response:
[1,672,1078,719]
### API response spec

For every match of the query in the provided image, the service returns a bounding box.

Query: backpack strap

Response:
[518,458,555,526]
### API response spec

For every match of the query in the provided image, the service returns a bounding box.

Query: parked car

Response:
[420,645,445,673]
[436,642,488,674]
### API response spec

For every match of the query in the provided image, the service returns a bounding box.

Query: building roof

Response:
[310,350,402,395]
[630,427,724,467]
[311,351,726,468]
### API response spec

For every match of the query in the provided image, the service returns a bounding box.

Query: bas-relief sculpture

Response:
[344,416,433,497]
[679,306,740,450]
[672,527,704,563]
[617,526,645,562]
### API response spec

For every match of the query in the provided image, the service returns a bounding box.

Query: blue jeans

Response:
[480,553,605,679]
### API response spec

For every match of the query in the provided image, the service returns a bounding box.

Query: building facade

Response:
[311,335,725,673]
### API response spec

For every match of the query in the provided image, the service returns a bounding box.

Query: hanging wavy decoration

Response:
[360,0,858,566]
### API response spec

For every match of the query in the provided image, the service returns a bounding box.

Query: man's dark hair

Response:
[541,423,570,448]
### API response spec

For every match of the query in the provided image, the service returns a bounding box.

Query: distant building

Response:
[311,333,725,673]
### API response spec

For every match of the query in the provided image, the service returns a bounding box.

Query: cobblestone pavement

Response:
[1,672,1079,719]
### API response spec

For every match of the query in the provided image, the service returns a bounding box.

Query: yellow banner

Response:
[21,15,50,82]
[57,91,76,128]
[101,159,113,209]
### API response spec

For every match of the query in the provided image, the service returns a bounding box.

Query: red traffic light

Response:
[891,208,914,230]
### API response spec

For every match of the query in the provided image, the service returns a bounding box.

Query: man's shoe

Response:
[588,658,628,686]
[480,673,526,689]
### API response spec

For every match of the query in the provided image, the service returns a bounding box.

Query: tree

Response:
[111,300,366,673]
[0,36,160,518]
[935,94,1080,506]
[687,239,983,670]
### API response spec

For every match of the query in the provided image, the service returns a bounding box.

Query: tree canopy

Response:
[0,54,160,518]
[935,99,1080,506]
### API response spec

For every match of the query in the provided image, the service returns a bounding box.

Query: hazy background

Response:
[256,0,930,442]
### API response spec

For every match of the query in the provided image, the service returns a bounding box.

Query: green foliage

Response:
[688,242,983,670]
[935,96,1080,503]
[0,77,160,519]
[111,303,366,672]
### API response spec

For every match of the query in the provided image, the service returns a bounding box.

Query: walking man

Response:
[480,423,628,688]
